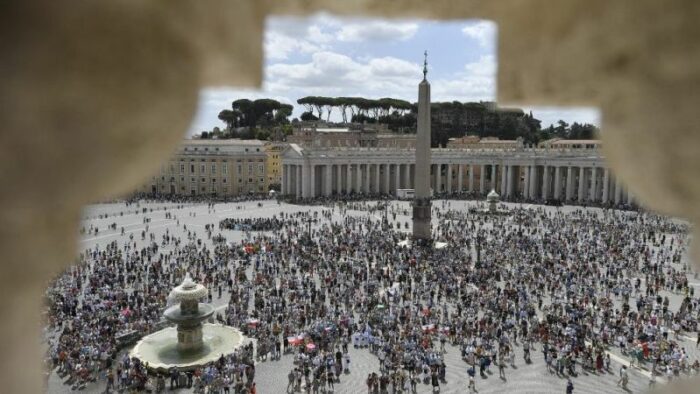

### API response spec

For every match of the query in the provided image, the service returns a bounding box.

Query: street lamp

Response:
[475,230,482,268]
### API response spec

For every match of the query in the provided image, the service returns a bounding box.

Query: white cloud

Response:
[307,25,333,44]
[265,31,321,61]
[461,20,497,48]
[337,21,419,42]
[429,55,497,102]
[267,52,421,97]
[464,54,496,76]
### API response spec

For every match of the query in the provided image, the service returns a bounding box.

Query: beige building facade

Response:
[264,142,285,188]
[140,139,268,196]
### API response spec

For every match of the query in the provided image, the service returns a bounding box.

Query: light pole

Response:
[475,231,482,268]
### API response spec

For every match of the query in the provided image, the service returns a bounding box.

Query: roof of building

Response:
[479,140,518,144]
[549,139,601,145]
[177,139,266,156]
[185,138,265,146]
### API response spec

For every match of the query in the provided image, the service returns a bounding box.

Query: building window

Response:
[180,177,184,182]
[180,164,185,174]
[222,165,227,175]
[211,164,216,174]
[200,164,205,173]
[212,178,216,183]
[248,178,253,183]
[223,178,227,183]
[248,164,253,173]
[190,164,195,173]
[191,177,195,182]
[201,178,205,182]
[238,179,242,183]
[258,164,264,174]
[237,165,242,175]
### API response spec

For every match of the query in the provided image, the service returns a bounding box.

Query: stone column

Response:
[529,165,538,199]
[362,164,372,194]
[373,164,380,194]
[578,167,586,202]
[285,164,291,196]
[490,164,497,191]
[288,165,294,196]
[541,165,549,200]
[435,164,442,193]
[356,164,363,194]
[446,164,452,193]
[479,164,486,194]
[506,165,513,197]
[336,165,342,194]
[296,165,303,198]
[325,164,332,196]
[523,165,530,199]
[589,167,598,202]
[602,168,610,202]
[614,178,622,204]
[403,163,410,191]
[500,165,507,195]
[457,164,463,193]
[281,164,287,195]
[469,165,475,192]
[346,164,352,193]
[394,164,401,193]
[565,166,574,201]
[384,163,390,194]
[308,164,315,198]
[554,166,562,200]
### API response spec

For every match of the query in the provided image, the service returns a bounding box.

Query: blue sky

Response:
[188,14,599,134]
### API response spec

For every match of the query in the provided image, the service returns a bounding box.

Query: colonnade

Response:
[281,161,633,205]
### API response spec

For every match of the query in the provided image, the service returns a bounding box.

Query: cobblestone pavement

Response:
[45,199,699,393]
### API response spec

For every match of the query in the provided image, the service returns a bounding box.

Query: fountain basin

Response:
[129,323,244,372]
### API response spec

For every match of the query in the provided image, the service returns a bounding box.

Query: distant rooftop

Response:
[186,138,264,146]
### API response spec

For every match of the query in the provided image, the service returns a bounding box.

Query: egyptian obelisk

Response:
[413,51,432,240]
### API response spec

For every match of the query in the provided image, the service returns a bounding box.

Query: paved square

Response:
[44,199,700,393]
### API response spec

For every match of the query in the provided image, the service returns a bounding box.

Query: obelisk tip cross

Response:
[423,50,428,80]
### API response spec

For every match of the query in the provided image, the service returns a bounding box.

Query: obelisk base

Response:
[412,199,432,240]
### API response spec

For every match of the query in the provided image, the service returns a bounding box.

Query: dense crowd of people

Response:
[44,196,700,393]
[219,217,287,232]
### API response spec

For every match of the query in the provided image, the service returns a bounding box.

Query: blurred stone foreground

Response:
[1,1,699,393]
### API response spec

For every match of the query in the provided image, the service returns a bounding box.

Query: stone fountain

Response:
[130,274,244,371]
[164,273,214,352]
